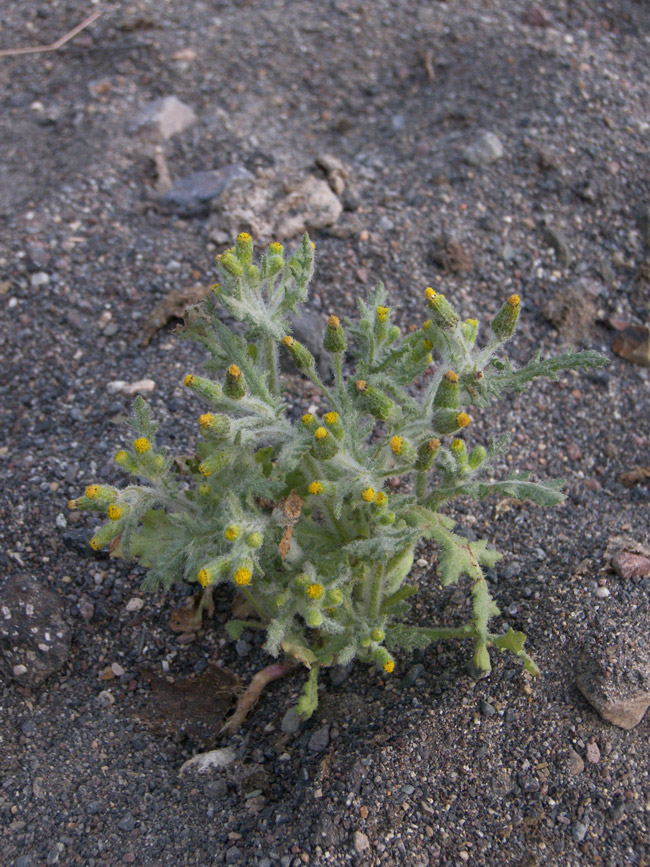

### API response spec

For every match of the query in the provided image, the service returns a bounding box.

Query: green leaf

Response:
[295,667,319,719]
[385,622,476,651]
[225,619,265,640]
[492,627,540,675]
[380,584,418,613]
[471,575,500,642]
[255,445,275,478]
[434,530,503,586]
[480,473,567,506]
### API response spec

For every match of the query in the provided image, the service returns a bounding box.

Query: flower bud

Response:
[245,531,263,548]
[305,583,324,600]
[450,438,468,468]
[235,232,253,265]
[371,628,385,643]
[379,510,396,525]
[199,412,231,439]
[490,294,520,341]
[387,325,400,344]
[281,336,316,374]
[355,379,396,421]
[89,521,122,551]
[224,364,246,399]
[220,249,243,277]
[414,437,441,471]
[114,450,139,474]
[198,449,234,477]
[432,409,471,435]
[323,410,343,439]
[424,287,459,329]
[305,609,323,628]
[388,435,416,463]
[374,306,389,340]
[323,314,347,353]
[373,646,395,673]
[301,412,319,433]
[468,445,487,470]
[183,374,224,404]
[462,318,479,345]
[224,524,242,541]
[107,503,126,521]
[133,437,151,455]
[326,588,343,606]
[232,559,254,586]
[312,427,339,460]
[433,370,459,410]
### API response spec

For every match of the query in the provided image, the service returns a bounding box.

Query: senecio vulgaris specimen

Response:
[70,233,607,719]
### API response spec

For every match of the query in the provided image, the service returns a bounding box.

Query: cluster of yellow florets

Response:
[362,487,375,502]
[133,437,150,454]
[308,481,323,495]
[233,567,252,586]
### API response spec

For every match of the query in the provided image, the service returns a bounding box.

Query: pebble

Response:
[586,741,601,764]
[479,699,496,718]
[225,846,241,864]
[595,586,610,599]
[117,813,136,832]
[160,166,254,217]
[125,597,144,612]
[463,132,504,167]
[30,272,50,288]
[307,725,330,752]
[129,95,197,141]
[353,830,370,853]
[281,707,302,734]
[572,820,588,843]
[567,748,584,776]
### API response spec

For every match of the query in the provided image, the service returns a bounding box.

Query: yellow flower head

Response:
[383,660,395,674]
[282,336,295,347]
[133,437,150,454]
[422,319,432,330]
[68,499,77,510]
[456,412,471,429]
[85,484,99,499]
[89,539,101,551]
[362,487,375,502]
[237,232,252,242]
[424,287,436,301]
[327,315,340,329]
[199,413,214,429]
[107,504,123,521]
[374,491,387,506]
[390,436,403,455]
[225,524,241,541]
[376,306,389,321]
[305,583,324,600]
[302,413,314,426]
[227,364,241,379]
[197,568,211,588]
[308,481,323,495]
[184,374,194,387]
[466,318,478,328]
[115,450,128,463]
[508,294,520,307]
[233,567,252,586]
[324,411,339,425]
[450,438,464,452]
[314,427,328,440]
[445,370,459,383]
[269,242,283,254]
[356,379,367,392]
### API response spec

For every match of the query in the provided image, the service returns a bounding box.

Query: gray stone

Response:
[117,813,136,832]
[0,573,72,687]
[225,846,241,864]
[275,176,342,239]
[463,132,504,167]
[160,166,254,217]
[280,707,302,734]
[542,221,571,266]
[572,821,588,843]
[129,95,197,141]
[307,724,330,752]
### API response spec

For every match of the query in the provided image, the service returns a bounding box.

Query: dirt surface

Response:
[1,1,650,865]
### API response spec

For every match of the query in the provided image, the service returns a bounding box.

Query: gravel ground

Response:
[1,1,649,865]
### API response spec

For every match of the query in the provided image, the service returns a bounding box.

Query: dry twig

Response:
[0,10,103,58]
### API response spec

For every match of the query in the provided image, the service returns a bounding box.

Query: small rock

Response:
[353,830,370,853]
[575,604,650,729]
[463,132,504,167]
[117,813,136,832]
[225,847,241,865]
[30,271,50,288]
[107,378,156,396]
[308,724,330,753]
[160,166,254,217]
[111,662,125,677]
[595,586,610,599]
[572,821,588,843]
[275,176,342,238]
[78,595,95,623]
[125,597,144,612]
[523,4,552,27]
[567,748,584,776]
[315,153,348,197]
[400,663,425,689]
[611,551,650,581]
[281,707,302,734]
[566,442,582,461]
[0,573,72,687]
[479,699,496,718]
[129,95,197,141]
[179,747,236,774]
[586,741,601,764]
[611,324,650,368]
[542,222,571,266]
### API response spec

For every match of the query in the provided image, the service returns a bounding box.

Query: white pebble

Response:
[595,586,610,599]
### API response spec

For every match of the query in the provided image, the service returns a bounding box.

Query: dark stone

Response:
[160,166,253,216]
[0,573,72,687]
